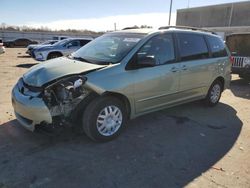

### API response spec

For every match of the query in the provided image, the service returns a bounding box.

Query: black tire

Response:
[204,80,223,107]
[47,52,62,60]
[82,96,128,142]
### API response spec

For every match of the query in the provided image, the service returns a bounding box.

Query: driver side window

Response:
[136,34,175,67]
[66,40,80,48]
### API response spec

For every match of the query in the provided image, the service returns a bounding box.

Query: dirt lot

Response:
[0,48,249,188]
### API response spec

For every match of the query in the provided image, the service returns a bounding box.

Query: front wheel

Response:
[204,80,223,106]
[82,96,127,142]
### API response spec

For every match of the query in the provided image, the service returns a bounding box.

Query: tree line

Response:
[0,23,104,35]
[0,23,153,34]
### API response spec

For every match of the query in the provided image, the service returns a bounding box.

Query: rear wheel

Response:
[47,52,62,60]
[82,96,128,142]
[204,80,223,106]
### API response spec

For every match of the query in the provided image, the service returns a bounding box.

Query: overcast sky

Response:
[1,0,246,31]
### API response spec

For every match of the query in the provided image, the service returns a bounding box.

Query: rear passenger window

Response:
[206,36,228,58]
[177,33,209,61]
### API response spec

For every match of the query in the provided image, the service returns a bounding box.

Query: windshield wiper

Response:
[68,55,112,65]
[69,56,92,63]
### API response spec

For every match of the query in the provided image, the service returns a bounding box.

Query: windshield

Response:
[41,40,57,45]
[71,33,145,64]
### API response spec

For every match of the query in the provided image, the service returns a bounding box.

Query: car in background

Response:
[52,36,68,40]
[4,38,38,48]
[226,33,250,80]
[0,38,5,54]
[32,38,92,61]
[26,40,58,55]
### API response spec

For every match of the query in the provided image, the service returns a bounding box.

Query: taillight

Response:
[229,56,234,64]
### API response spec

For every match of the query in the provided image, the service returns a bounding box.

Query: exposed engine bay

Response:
[42,75,89,119]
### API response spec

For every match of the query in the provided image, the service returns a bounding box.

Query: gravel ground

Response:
[0,48,249,188]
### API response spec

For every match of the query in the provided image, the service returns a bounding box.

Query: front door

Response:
[129,34,180,114]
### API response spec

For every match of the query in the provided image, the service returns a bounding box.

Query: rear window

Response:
[177,33,209,61]
[206,36,228,58]
[80,40,91,46]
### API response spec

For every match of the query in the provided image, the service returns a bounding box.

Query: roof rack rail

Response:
[122,26,140,30]
[158,25,217,35]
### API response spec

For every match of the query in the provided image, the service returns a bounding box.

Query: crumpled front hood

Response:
[23,57,105,87]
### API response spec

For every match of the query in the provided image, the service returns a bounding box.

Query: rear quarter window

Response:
[206,35,228,58]
[177,33,209,61]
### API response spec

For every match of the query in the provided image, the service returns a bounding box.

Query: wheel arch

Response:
[102,91,131,119]
[71,90,132,123]
[214,76,225,90]
[47,51,63,59]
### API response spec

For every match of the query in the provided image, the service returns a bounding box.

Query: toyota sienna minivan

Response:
[12,27,231,142]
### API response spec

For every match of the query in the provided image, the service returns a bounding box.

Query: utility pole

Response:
[168,0,173,25]
[228,3,234,27]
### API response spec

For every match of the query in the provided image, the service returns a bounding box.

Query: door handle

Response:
[182,65,188,70]
[171,67,178,72]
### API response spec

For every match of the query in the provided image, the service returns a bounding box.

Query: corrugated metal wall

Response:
[176,1,250,28]
[0,30,99,42]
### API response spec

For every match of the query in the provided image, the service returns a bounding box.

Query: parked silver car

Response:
[26,40,58,55]
[32,38,93,61]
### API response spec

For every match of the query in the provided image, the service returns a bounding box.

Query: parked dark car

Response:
[4,38,38,48]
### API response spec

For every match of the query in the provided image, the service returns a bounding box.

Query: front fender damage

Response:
[41,76,99,128]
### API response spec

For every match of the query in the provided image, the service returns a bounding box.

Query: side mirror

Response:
[137,56,156,67]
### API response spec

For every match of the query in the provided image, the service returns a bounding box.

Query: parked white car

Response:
[32,38,92,61]
[0,39,5,54]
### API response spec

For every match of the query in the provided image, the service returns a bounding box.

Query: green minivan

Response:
[12,27,231,141]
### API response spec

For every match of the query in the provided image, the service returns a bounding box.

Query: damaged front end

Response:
[43,75,89,124]
[12,75,92,131]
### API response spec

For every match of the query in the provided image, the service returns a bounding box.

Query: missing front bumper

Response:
[12,84,52,131]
